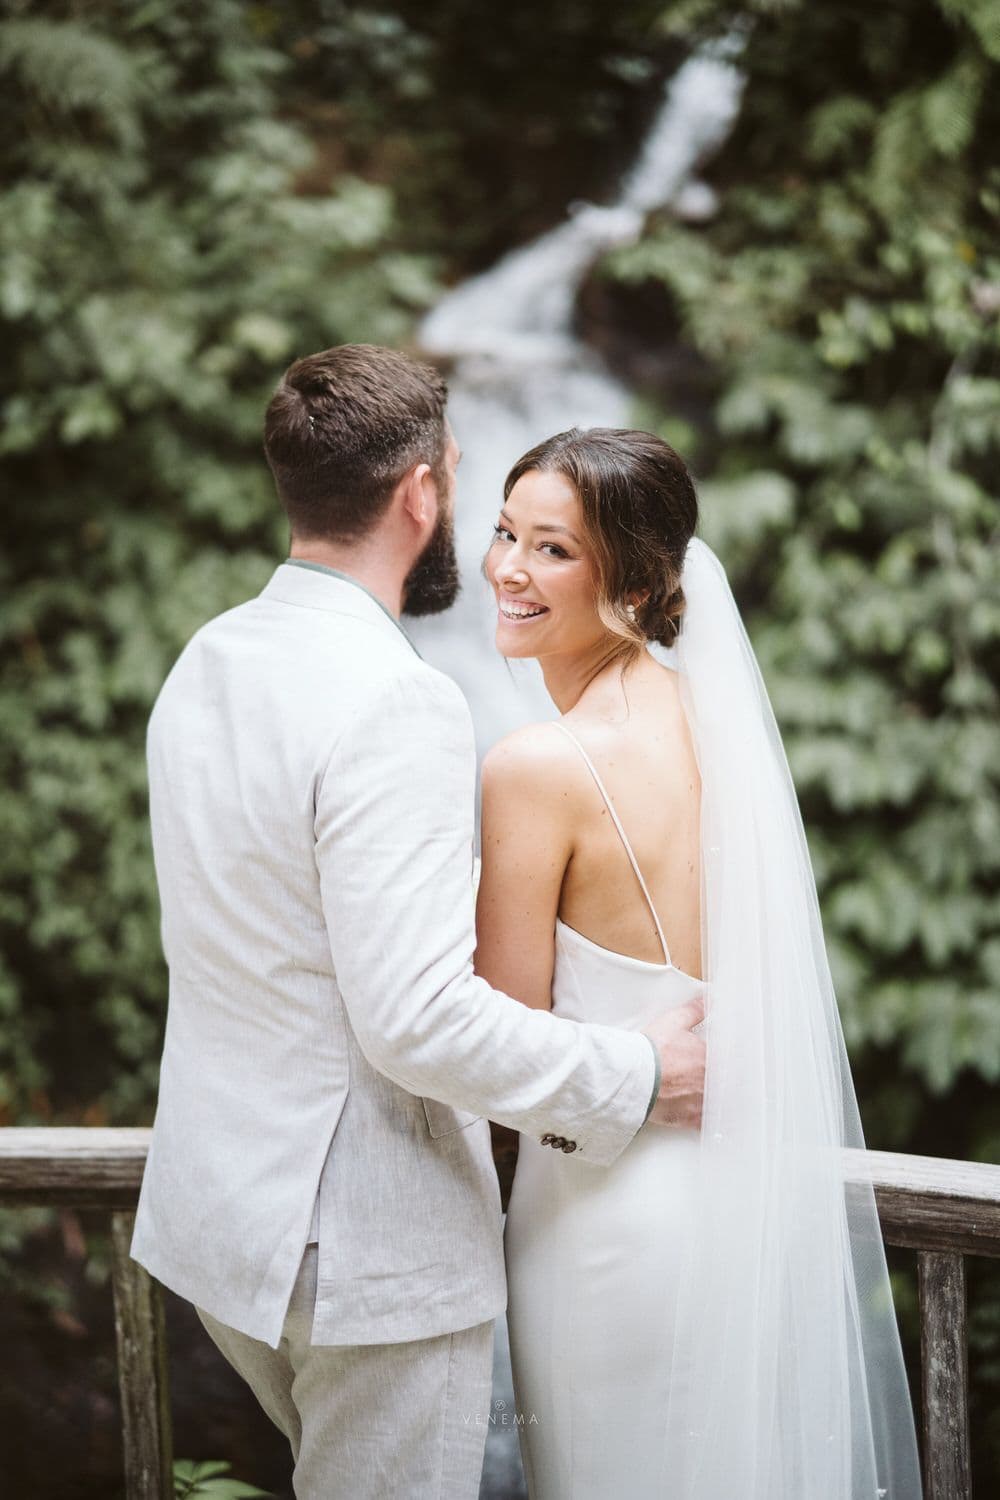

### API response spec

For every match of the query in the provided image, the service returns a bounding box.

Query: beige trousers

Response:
[195,1245,495,1499]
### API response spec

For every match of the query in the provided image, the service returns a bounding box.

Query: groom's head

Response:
[263,343,460,615]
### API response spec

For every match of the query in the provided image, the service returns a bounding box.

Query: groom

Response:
[131,343,706,1498]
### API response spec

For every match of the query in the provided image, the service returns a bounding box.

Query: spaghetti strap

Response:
[554,721,672,966]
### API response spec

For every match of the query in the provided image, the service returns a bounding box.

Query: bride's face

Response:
[486,469,607,660]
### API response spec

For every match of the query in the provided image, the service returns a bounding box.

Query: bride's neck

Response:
[541,642,639,716]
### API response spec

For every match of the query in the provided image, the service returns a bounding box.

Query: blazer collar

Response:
[259,561,420,655]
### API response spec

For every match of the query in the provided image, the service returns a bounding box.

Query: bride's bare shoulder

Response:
[480,721,585,801]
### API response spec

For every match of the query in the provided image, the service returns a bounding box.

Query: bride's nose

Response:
[495,554,530,589]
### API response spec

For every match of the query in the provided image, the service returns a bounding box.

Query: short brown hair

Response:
[504,427,698,650]
[263,344,448,541]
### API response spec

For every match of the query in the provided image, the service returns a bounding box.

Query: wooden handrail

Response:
[1,1129,998,1499]
[0,1127,150,1206]
[845,1147,1000,1255]
[4,1129,1000,1223]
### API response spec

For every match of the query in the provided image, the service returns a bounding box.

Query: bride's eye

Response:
[492,524,514,542]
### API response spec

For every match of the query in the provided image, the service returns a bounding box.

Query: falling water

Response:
[408,43,745,1500]
[409,44,745,759]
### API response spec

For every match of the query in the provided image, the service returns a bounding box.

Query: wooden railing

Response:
[1,1131,999,1500]
[0,1130,170,1499]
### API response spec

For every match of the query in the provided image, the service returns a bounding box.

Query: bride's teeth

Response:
[501,604,545,618]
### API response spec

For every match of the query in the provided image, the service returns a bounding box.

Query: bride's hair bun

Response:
[636,577,687,648]
[503,427,698,653]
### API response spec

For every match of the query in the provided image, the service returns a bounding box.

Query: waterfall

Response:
[408,43,745,759]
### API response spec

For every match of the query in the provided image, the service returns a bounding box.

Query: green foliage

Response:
[0,0,438,1125]
[174,1460,271,1499]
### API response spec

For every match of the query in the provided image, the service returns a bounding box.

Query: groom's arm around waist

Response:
[315,666,655,1166]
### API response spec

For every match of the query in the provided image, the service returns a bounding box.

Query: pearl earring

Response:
[625,603,636,621]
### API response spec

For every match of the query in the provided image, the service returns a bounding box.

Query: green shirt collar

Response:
[284,558,420,657]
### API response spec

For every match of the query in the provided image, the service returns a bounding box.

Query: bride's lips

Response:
[497,591,550,624]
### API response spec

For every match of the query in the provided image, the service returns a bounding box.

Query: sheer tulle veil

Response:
[661,536,922,1498]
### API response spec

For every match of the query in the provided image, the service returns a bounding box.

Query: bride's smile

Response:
[497,592,549,622]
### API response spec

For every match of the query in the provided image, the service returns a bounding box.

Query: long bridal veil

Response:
[664,537,922,1498]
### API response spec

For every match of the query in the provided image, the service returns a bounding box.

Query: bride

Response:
[474,427,922,1499]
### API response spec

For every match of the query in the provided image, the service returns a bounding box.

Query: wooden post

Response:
[918,1250,971,1500]
[110,1211,173,1500]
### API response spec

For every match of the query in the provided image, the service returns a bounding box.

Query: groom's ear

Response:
[399,461,436,530]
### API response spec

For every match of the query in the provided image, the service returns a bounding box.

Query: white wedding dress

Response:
[504,723,703,1500]
[504,540,921,1499]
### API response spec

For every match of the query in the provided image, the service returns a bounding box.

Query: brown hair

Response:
[263,344,448,541]
[503,427,698,650]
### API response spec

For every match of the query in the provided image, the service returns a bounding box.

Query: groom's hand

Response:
[643,995,707,1130]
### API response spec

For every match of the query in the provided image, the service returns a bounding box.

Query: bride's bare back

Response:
[476,652,702,1009]
[557,653,701,976]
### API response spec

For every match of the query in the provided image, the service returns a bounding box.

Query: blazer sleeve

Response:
[314,664,655,1166]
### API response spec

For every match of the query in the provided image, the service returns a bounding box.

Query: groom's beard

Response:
[401,507,461,617]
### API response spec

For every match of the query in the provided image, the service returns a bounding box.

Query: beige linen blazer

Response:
[130,562,655,1348]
